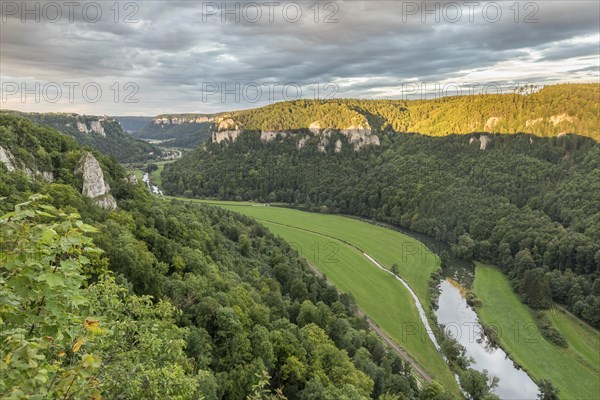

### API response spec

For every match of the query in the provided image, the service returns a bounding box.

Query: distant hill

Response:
[132,114,215,148]
[0,110,162,163]
[208,83,599,143]
[114,116,153,133]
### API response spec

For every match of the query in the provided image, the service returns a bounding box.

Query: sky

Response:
[1,0,599,115]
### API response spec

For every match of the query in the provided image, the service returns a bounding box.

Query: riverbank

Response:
[472,263,600,399]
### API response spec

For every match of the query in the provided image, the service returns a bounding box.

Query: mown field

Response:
[171,199,459,391]
[472,263,600,400]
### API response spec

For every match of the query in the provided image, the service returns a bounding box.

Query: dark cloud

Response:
[1,0,598,115]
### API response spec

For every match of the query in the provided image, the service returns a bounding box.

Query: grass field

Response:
[173,199,459,391]
[472,263,600,400]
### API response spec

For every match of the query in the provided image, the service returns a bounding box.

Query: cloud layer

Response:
[1,0,598,115]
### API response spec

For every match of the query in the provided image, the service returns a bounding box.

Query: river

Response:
[436,278,539,399]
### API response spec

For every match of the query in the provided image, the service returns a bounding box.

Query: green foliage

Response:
[458,369,499,400]
[0,115,426,398]
[536,379,560,400]
[0,196,209,399]
[163,127,600,328]
[532,311,568,348]
[0,111,160,163]
[212,83,599,140]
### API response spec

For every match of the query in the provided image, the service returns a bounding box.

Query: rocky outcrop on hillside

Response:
[484,117,501,132]
[153,115,213,125]
[0,146,16,172]
[469,135,492,150]
[212,130,241,144]
[76,119,106,137]
[210,117,380,151]
[0,145,54,181]
[261,130,289,142]
[75,152,117,210]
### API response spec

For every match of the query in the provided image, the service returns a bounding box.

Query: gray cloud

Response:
[1,0,598,115]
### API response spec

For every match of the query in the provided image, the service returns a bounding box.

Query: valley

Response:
[171,199,600,399]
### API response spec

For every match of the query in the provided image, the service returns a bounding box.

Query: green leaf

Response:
[37,273,65,287]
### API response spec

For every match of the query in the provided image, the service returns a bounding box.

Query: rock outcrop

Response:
[76,119,106,137]
[212,130,242,144]
[261,131,288,142]
[340,124,380,150]
[153,115,213,125]
[479,135,491,150]
[297,136,309,150]
[469,135,492,150]
[210,118,379,151]
[75,152,117,210]
[0,145,53,181]
[334,139,343,153]
[550,114,576,126]
[526,118,543,127]
[484,117,500,132]
[0,146,16,172]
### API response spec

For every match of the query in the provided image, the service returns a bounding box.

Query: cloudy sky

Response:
[1,0,598,115]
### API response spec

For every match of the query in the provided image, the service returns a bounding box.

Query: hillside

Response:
[163,100,600,331]
[0,114,446,399]
[206,83,599,146]
[133,114,215,148]
[0,110,162,163]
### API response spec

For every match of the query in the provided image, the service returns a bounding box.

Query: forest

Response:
[215,83,599,140]
[0,114,453,399]
[0,110,161,163]
[163,126,600,330]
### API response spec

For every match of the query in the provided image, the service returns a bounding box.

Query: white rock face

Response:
[154,116,213,125]
[334,139,343,153]
[41,171,54,182]
[550,114,576,126]
[90,120,105,137]
[154,117,170,125]
[526,118,543,127]
[309,121,321,135]
[484,117,500,132]
[75,152,117,210]
[479,135,491,150]
[212,130,241,144]
[317,137,329,153]
[260,131,288,142]
[76,120,105,137]
[76,122,88,133]
[297,136,309,150]
[127,173,138,184]
[0,146,16,172]
[217,118,238,131]
[340,124,379,150]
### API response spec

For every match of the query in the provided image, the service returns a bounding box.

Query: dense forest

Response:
[0,111,161,163]
[213,83,599,140]
[163,109,600,330]
[0,114,453,399]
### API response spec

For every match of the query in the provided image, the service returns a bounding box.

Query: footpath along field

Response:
[473,263,600,400]
[174,199,459,391]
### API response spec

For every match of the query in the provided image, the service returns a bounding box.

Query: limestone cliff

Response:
[0,145,54,181]
[153,115,213,125]
[211,118,380,152]
[75,152,117,210]
[0,146,16,172]
[76,118,106,137]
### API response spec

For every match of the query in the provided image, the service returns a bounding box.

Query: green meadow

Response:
[174,199,459,391]
[473,263,600,400]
